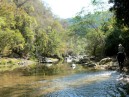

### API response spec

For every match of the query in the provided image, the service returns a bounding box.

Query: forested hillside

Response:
[0,0,68,59]
[0,0,129,60]
[67,10,129,57]
[68,11,114,57]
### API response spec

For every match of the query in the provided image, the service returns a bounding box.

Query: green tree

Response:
[68,11,112,56]
[35,29,49,57]
[107,0,129,56]
[0,0,67,59]
[109,0,129,27]
[0,30,25,56]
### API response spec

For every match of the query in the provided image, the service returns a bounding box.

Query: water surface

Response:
[0,70,124,97]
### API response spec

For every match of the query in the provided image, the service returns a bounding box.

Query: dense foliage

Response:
[67,0,129,57]
[1,0,129,59]
[109,0,129,27]
[0,0,68,59]
[68,11,114,57]
[107,0,129,56]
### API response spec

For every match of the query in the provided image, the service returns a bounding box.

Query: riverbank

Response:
[0,57,119,75]
[1,57,129,96]
[0,57,109,77]
[0,58,35,72]
[0,57,129,76]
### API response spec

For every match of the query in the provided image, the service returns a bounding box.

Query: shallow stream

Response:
[0,69,126,97]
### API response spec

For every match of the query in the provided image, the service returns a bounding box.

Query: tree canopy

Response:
[1,0,129,59]
[0,0,68,59]
[109,0,129,27]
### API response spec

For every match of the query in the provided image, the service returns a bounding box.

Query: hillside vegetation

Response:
[0,0,129,60]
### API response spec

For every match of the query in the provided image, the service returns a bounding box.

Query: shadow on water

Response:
[0,85,34,97]
[0,62,127,97]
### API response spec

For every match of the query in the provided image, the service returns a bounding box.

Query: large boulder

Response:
[89,56,96,60]
[78,56,90,64]
[39,57,58,63]
[65,56,72,63]
[84,62,96,67]
[98,57,118,70]
[99,57,112,65]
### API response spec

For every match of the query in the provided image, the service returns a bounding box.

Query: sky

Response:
[42,0,113,19]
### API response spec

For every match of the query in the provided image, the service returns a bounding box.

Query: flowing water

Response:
[0,70,125,97]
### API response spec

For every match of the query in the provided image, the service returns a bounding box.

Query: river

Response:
[0,69,126,97]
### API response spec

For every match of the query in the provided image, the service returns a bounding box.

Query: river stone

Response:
[71,63,76,69]
[87,63,96,67]
[82,62,96,67]
[99,57,112,65]
[78,57,90,64]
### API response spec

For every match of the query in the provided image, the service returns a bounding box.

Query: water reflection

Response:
[0,70,124,97]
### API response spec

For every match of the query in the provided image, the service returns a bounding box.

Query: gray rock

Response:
[99,57,112,65]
